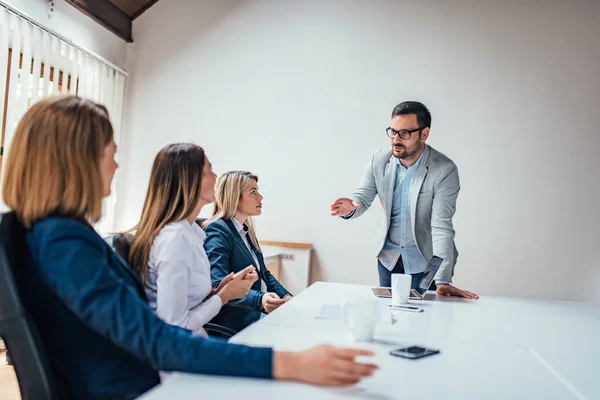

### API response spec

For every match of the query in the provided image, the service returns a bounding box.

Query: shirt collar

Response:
[396,149,424,172]
[174,219,206,241]
[231,217,249,235]
[189,219,206,241]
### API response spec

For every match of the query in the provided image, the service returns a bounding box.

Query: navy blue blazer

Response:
[23,217,273,400]
[204,219,291,332]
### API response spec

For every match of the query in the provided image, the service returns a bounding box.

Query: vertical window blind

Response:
[0,4,126,234]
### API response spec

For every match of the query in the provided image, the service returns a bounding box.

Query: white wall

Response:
[2,0,127,68]
[117,0,600,303]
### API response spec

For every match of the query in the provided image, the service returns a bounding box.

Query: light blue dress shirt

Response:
[378,153,429,275]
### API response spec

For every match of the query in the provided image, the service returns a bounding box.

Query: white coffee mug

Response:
[392,274,412,305]
[342,297,378,341]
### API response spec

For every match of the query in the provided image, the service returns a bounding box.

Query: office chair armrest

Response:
[203,323,237,339]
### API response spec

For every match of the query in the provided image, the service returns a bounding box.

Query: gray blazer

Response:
[347,145,459,283]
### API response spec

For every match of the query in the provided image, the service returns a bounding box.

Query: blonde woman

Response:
[204,171,292,332]
[129,144,257,338]
[2,97,377,398]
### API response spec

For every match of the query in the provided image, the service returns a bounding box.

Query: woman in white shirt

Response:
[129,143,257,337]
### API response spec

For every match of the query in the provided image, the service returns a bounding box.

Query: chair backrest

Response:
[109,233,135,261]
[0,212,59,400]
[195,218,207,230]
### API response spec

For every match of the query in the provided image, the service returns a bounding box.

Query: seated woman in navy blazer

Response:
[204,171,293,332]
[1,96,377,399]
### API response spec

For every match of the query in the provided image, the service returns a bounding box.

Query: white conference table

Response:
[140,282,599,400]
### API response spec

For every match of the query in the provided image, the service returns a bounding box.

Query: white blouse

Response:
[146,220,221,337]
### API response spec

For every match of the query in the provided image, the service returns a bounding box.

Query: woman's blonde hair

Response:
[205,170,261,252]
[2,95,113,228]
[129,143,206,282]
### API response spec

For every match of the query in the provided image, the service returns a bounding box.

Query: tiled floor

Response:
[0,352,20,400]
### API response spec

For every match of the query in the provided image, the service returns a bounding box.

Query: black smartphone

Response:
[389,345,440,359]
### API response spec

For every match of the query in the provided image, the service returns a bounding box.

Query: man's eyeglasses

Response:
[386,127,422,140]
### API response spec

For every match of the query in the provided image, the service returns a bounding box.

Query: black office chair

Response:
[107,231,237,339]
[0,212,59,399]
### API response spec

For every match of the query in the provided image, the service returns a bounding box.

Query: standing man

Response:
[331,101,477,299]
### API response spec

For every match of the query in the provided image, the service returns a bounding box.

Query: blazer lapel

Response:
[225,219,259,270]
[248,241,268,283]
[383,156,397,227]
[410,146,431,238]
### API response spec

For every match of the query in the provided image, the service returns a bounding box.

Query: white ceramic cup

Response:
[392,273,412,305]
[342,297,378,341]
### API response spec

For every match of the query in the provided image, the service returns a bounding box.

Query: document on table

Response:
[314,303,391,323]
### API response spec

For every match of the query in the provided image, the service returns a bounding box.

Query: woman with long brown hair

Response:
[2,95,377,399]
[129,144,256,337]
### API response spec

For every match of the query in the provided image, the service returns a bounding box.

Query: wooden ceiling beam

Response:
[65,0,133,43]
[132,0,161,20]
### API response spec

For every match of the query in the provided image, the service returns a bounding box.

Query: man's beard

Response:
[394,140,424,160]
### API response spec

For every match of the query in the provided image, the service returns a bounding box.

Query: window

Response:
[0,6,126,234]
[1,48,78,164]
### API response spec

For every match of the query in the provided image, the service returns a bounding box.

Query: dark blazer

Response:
[22,216,273,400]
[204,219,291,332]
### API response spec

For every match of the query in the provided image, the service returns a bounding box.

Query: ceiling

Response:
[66,0,161,43]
